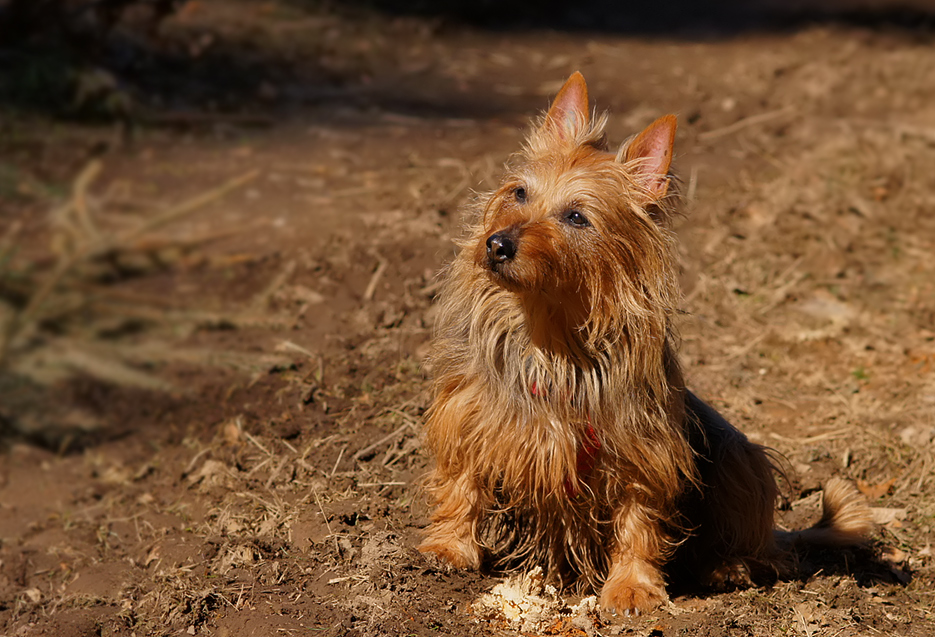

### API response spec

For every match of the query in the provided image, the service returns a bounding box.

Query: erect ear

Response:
[540,71,590,142]
[617,115,677,200]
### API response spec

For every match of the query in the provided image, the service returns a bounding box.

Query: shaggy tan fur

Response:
[419,72,872,614]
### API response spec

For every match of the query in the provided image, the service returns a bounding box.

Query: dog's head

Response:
[473,72,680,340]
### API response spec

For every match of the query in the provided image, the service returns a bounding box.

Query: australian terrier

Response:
[419,72,872,614]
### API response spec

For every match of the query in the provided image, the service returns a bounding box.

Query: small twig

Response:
[313,489,339,555]
[296,458,318,476]
[264,458,287,489]
[756,257,807,316]
[384,437,420,467]
[243,431,272,457]
[698,106,795,141]
[353,422,411,461]
[183,447,212,476]
[419,278,443,298]
[86,302,291,330]
[237,490,276,511]
[385,407,421,427]
[725,331,768,361]
[0,257,73,361]
[330,445,346,477]
[363,256,387,302]
[686,164,698,205]
[300,434,340,461]
[793,605,815,637]
[126,226,244,254]
[768,428,851,445]
[246,456,273,478]
[121,169,259,243]
[440,174,471,206]
[276,340,316,359]
[0,220,23,278]
[252,259,296,310]
[72,160,104,244]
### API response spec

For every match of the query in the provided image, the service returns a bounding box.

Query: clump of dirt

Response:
[472,567,602,635]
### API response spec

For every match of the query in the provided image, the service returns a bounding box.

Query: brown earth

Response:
[1,1,934,635]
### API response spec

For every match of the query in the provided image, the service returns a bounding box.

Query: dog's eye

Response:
[563,210,590,227]
[514,186,527,203]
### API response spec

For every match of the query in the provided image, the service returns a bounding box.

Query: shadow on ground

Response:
[1,0,934,119]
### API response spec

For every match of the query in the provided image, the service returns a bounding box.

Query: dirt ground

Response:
[2,1,935,635]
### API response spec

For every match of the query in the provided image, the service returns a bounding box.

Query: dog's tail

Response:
[778,478,874,547]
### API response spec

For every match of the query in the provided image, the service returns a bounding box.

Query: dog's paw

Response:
[600,565,667,615]
[418,539,482,570]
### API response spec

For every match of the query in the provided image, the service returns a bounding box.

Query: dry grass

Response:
[0,161,305,444]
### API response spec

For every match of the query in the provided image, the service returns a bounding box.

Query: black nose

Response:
[486,232,516,264]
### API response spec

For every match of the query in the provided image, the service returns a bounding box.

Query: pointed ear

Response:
[540,72,590,142]
[617,115,677,200]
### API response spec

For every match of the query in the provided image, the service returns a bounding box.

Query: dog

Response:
[419,72,872,614]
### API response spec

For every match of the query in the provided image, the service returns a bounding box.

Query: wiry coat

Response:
[425,122,691,590]
[419,72,872,613]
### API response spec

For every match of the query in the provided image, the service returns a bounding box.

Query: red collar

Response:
[567,421,601,498]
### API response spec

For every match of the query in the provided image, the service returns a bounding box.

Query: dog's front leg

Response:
[419,470,486,569]
[600,500,668,614]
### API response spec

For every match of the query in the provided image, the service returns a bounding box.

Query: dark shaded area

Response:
[0,3,511,124]
[1,0,935,121]
[0,1,288,119]
[667,543,898,596]
[0,0,188,118]
[0,373,184,454]
[337,0,935,35]
[666,543,903,619]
